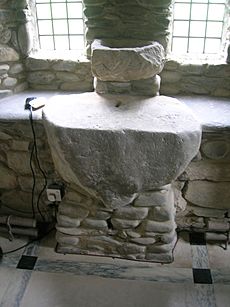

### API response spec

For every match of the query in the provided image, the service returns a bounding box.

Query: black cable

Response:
[29,132,36,219]
[29,106,47,221]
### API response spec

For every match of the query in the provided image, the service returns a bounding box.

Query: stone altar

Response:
[42,39,201,262]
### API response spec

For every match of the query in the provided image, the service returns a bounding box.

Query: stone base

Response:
[95,75,161,96]
[55,184,177,263]
[56,243,174,263]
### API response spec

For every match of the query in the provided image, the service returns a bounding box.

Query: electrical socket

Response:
[47,189,62,202]
[46,183,64,202]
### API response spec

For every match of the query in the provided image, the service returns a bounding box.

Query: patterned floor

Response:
[0,230,230,307]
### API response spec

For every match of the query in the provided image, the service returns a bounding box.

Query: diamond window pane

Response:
[205,38,221,53]
[67,3,83,18]
[38,20,53,35]
[36,4,51,19]
[174,0,190,2]
[51,3,67,19]
[40,36,54,50]
[188,38,204,53]
[174,4,190,20]
[173,21,189,36]
[69,36,85,50]
[172,38,188,54]
[53,20,68,35]
[191,4,208,20]
[206,22,223,37]
[190,21,206,37]
[208,4,225,21]
[69,20,84,34]
[54,36,69,50]
[36,0,49,3]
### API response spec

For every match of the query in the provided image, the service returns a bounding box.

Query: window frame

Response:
[34,0,86,52]
[171,0,230,60]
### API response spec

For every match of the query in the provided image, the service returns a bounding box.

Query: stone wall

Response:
[24,56,230,97]
[0,118,57,221]
[160,60,230,98]
[175,130,230,241]
[25,55,94,91]
[0,0,35,97]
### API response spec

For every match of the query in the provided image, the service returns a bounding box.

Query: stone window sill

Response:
[0,92,229,134]
[28,50,89,63]
[167,54,229,66]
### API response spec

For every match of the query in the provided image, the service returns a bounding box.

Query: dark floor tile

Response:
[17,255,37,270]
[190,232,206,245]
[193,268,213,284]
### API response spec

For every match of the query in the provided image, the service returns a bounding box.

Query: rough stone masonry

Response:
[43,92,201,262]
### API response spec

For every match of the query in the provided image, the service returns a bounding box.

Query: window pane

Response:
[191,4,208,20]
[67,3,83,18]
[205,38,221,53]
[190,21,206,37]
[36,4,51,19]
[51,3,67,19]
[172,38,188,54]
[69,20,84,34]
[54,36,69,50]
[209,0,225,3]
[69,36,85,50]
[188,38,204,53]
[174,4,190,20]
[40,36,54,50]
[53,20,68,34]
[173,21,189,36]
[36,0,49,3]
[206,22,223,37]
[208,4,225,21]
[38,20,53,35]
[172,0,226,55]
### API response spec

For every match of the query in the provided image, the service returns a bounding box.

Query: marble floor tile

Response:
[119,266,193,283]
[0,236,28,257]
[23,241,39,257]
[20,271,200,307]
[34,258,193,283]
[0,236,31,268]
[0,267,16,302]
[0,230,229,307]
[214,284,230,307]
[0,269,32,307]
[191,245,210,269]
[212,268,230,284]
[207,243,230,269]
[193,284,217,307]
